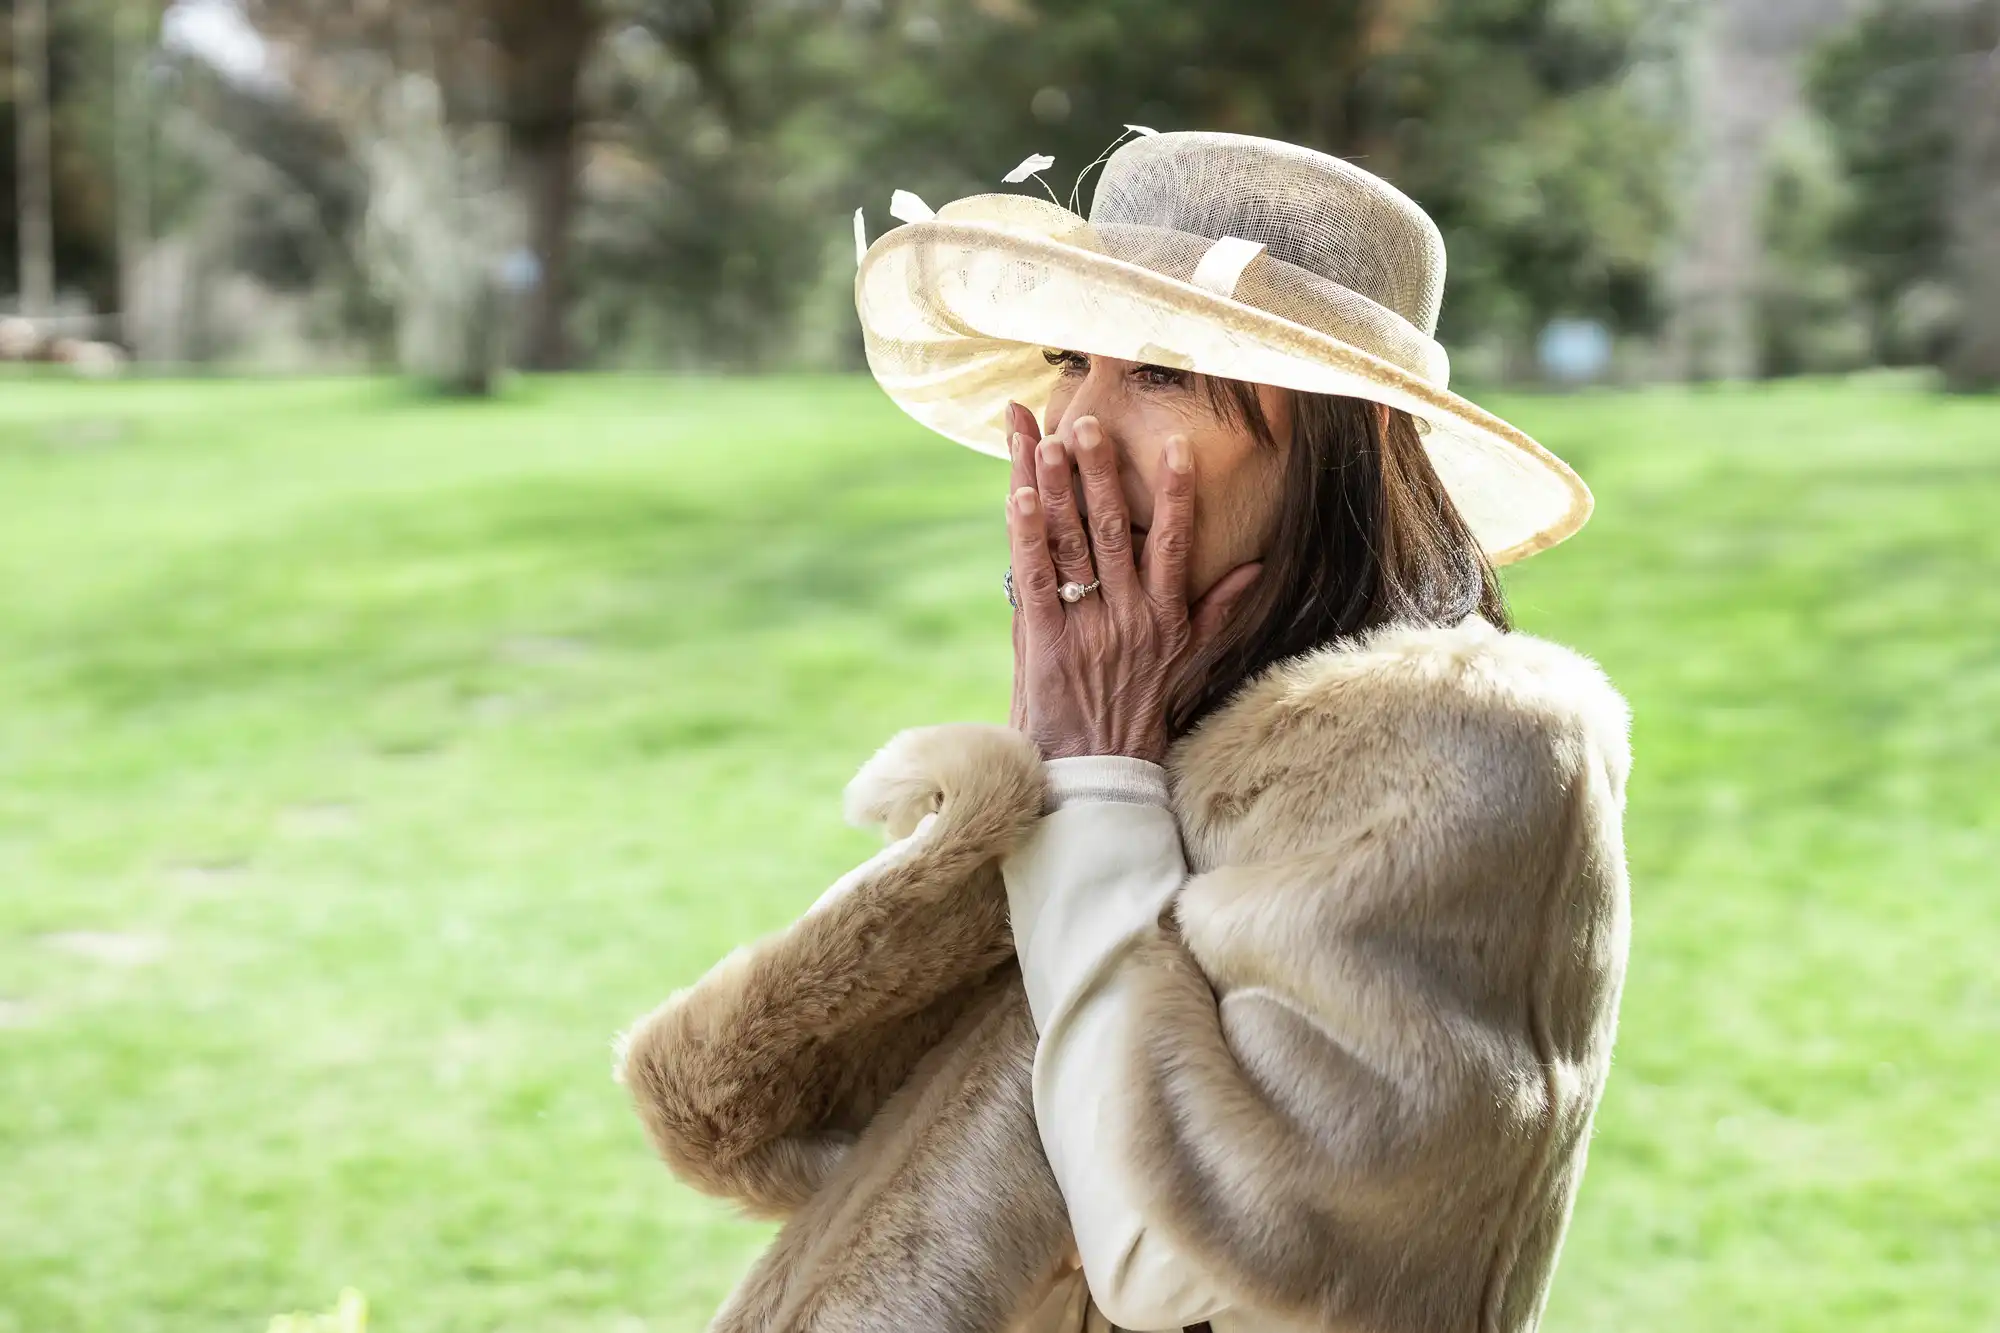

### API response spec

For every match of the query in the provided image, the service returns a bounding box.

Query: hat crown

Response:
[1089,131,1446,338]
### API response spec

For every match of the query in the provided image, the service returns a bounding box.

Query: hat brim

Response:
[855,214,1591,566]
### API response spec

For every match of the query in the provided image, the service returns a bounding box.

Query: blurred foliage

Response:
[1754,115,1870,377]
[1804,1,1963,369]
[4,0,1685,373]
[0,0,134,311]
[591,0,1693,367]
[16,0,2000,385]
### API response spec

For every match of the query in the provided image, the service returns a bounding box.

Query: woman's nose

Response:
[1049,374,1121,450]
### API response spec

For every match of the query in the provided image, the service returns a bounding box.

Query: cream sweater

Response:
[1003,754,1259,1333]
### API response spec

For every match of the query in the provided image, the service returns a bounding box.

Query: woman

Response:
[616,129,1633,1333]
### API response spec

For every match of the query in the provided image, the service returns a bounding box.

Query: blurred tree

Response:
[1941,0,2000,389]
[492,0,599,368]
[1754,113,1870,376]
[14,0,54,314]
[1807,4,1959,367]
[238,0,598,380]
[1807,0,2000,386]
[99,0,1692,378]
[2,0,131,319]
[113,0,159,350]
[574,0,859,367]
[761,0,1685,372]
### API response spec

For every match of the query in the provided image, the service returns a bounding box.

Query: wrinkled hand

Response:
[1002,400,1261,765]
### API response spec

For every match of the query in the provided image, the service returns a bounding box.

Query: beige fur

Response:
[615,722,1048,1218]
[617,615,1632,1333]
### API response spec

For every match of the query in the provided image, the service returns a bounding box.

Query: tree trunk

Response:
[114,0,156,356]
[1944,3,2000,390]
[14,0,54,315]
[494,0,596,371]
[359,73,518,396]
[508,119,580,370]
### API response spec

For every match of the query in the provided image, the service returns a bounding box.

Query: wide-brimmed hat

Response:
[851,128,1591,565]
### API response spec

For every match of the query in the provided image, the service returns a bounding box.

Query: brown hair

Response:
[1167,377,1511,737]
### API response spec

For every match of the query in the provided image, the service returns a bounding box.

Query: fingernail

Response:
[1037,437,1063,467]
[1077,417,1100,448]
[1014,486,1038,515]
[1167,435,1191,473]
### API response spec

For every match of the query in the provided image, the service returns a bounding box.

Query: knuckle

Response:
[1151,527,1191,560]
[1052,530,1091,566]
[1090,513,1130,550]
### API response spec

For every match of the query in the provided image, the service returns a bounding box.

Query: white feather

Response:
[853,207,867,265]
[889,189,936,223]
[1003,152,1056,184]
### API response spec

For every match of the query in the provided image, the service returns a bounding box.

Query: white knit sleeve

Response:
[1000,755,1235,1332]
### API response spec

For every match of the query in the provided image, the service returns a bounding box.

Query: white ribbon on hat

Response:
[1188,236,1266,300]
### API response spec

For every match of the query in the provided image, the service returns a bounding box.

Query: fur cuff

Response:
[844,722,1047,843]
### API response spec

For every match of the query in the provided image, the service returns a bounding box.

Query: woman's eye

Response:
[1040,347,1182,388]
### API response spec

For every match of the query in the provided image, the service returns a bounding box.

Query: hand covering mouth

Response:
[1073,489,1150,563]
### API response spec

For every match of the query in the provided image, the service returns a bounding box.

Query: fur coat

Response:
[615,613,1634,1332]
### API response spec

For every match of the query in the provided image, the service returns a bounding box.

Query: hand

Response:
[1005,408,1261,765]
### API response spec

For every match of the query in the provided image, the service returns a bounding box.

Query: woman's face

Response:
[1038,349,1293,602]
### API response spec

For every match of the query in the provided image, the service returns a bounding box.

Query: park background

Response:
[2,0,1997,1330]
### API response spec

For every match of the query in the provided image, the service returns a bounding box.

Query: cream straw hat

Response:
[851,127,1592,565]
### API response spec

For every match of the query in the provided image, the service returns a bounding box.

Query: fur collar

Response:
[1166,613,1631,870]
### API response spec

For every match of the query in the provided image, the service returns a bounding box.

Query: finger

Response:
[1070,415,1140,600]
[1004,407,1037,634]
[1142,432,1194,620]
[1188,561,1263,650]
[1035,434,1096,588]
[1006,404,1035,499]
[1006,399,1040,448]
[1007,485,1064,642]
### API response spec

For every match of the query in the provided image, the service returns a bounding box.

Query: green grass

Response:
[0,373,1994,1332]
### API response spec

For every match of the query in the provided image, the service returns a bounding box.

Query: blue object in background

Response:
[1538,318,1613,384]
[498,247,544,294]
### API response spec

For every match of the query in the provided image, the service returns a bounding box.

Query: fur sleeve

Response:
[615,722,1046,1218]
[1120,674,1632,1330]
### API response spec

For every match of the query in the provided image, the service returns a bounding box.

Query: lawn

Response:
[0,373,1994,1332]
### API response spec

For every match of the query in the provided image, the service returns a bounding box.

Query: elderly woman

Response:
[616,129,1633,1333]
